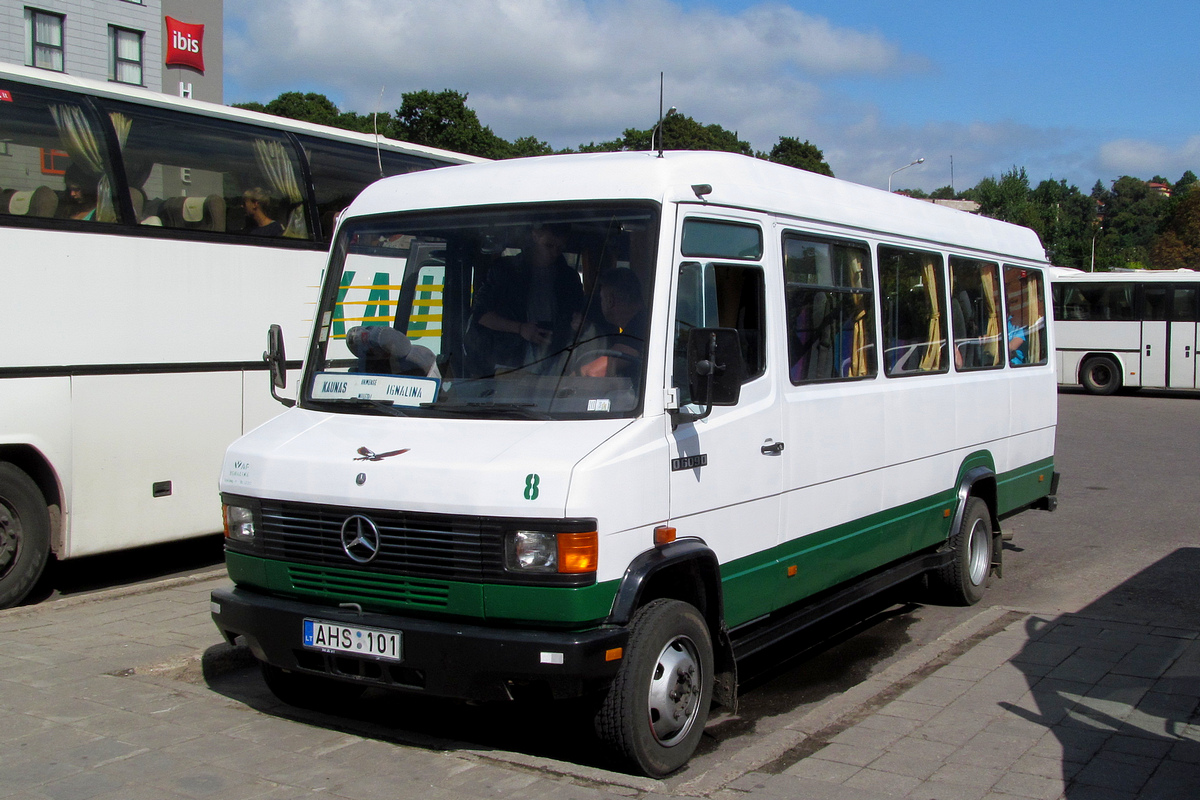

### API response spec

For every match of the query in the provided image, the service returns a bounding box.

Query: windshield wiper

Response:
[427,402,550,420]
[317,397,412,416]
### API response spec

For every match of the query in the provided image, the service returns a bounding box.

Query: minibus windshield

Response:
[305,204,659,420]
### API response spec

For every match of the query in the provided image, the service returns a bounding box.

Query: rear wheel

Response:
[0,463,51,609]
[259,662,365,712]
[932,496,994,606]
[1081,356,1121,395]
[595,599,713,777]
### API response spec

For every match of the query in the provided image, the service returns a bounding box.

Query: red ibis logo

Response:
[165,17,205,73]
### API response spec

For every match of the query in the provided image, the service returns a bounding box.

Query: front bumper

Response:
[211,586,629,702]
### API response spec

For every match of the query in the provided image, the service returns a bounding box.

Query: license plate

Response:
[302,618,402,662]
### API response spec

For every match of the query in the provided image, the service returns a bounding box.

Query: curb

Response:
[0,566,229,619]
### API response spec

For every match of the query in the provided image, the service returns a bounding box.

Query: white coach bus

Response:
[1051,267,1200,394]
[0,63,478,607]
[209,151,1059,776]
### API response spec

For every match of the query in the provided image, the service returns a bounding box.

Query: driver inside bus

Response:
[579,268,646,377]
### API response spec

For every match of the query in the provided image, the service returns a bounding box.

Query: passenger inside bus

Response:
[61,165,97,221]
[468,223,585,375]
[242,187,283,236]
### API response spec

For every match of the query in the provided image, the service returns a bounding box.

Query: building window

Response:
[111,27,143,85]
[39,148,70,175]
[28,9,65,72]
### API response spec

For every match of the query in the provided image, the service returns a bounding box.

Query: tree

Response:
[1100,176,1170,269]
[1151,183,1200,269]
[234,92,379,134]
[965,167,1040,229]
[390,89,513,159]
[579,113,754,155]
[765,137,833,176]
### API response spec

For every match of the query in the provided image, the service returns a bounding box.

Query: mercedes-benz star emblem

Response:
[340,515,381,564]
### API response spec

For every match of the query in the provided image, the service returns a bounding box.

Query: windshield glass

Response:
[304,204,659,420]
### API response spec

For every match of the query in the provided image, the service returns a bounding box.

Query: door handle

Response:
[1146,344,1152,356]
[761,441,785,455]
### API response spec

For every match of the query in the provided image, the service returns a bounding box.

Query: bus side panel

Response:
[68,371,242,556]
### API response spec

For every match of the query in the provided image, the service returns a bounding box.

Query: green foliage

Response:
[764,137,833,176]
[1151,183,1200,269]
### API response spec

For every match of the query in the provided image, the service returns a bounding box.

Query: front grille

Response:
[287,564,451,608]
[259,500,503,582]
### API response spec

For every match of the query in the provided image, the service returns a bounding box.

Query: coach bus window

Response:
[0,84,119,223]
[879,246,947,376]
[98,100,310,239]
[1173,287,1199,321]
[1055,282,1135,321]
[949,257,1003,371]
[1138,284,1169,321]
[783,234,876,383]
[1004,266,1047,366]
[298,135,438,241]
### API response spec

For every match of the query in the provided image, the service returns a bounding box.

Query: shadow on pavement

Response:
[1003,548,1200,799]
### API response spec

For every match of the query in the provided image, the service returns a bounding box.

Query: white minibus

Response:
[1051,267,1200,394]
[0,63,477,607]
[209,151,1058,776]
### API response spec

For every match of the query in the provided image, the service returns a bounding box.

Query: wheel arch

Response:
[1077,351,1128,387]
[607,538,736,707]
[0,444,64,555]
[953,457,1001,578]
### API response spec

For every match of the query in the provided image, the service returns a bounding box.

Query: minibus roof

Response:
[344,150,1048,262]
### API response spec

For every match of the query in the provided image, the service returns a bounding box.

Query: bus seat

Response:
[162,195,226,231]
[3,186,59,217]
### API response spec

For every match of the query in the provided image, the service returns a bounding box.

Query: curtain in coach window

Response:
[49,103,117,222]
[253,138,308,239]
[917,254,943,372]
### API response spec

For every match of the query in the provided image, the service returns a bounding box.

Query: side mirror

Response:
[264,324,296,408]
[675,327,744,425]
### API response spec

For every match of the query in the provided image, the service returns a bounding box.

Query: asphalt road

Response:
[23,386,1200,778]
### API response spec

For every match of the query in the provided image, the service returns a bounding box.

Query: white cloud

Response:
[1098,137,1200,181]
[225,0,916,153]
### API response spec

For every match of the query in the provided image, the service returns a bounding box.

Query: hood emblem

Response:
[340,515,381,563]
[355,446,410,461]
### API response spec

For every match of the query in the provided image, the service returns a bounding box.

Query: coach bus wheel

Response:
[934,496,993,606]
[1081,356,1121,396]
[0,463,51,609]
[595,599,714,777]
[259,662,365,712]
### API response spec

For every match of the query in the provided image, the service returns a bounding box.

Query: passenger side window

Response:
[783,234,875,383]
[949,257,1004,371]
[1004,266,1047,366]
[879,246,948,376]
[99,100,310,239]
[672,260,766,405]
[0,82,119,222]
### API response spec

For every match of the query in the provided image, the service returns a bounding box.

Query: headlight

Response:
[223,503,256,543]
[505,530,597,574]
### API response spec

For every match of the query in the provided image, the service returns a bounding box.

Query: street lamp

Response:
[888,157,925,192]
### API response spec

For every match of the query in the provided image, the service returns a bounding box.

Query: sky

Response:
[224,0,1200,193]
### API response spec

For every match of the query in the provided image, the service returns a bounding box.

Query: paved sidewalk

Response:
[1,571,1197,799]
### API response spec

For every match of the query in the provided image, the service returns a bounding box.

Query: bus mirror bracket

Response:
[264,324,296,408]
[673,327,743,426]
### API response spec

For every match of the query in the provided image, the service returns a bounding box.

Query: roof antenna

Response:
[373,86,385,178]
[652,73,676,158]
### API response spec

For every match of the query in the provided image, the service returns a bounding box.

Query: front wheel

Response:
[0,463,51,609]
[595,599,714,777]
[1081,356,1121,395]
[932,496,995,606]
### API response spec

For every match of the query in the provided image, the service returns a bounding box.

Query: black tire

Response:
[259,662,365,712]
[932,496,994,606]
[595,599,714,777]
[1080,356,1121,396]
[0,463,51,609]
